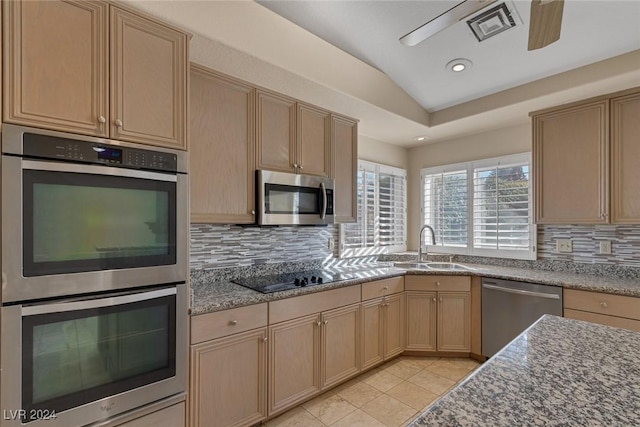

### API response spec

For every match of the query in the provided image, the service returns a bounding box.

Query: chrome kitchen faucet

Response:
[418,224,436,262]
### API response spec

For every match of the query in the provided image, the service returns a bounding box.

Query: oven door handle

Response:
[21,159,177,182]
[22,287,177,316]
[320,182,327,220]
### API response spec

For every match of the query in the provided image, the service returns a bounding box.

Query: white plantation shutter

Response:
[473,160,530,251]
[340,161,406,257]
[421,153,534,259]
[422,168,468,247]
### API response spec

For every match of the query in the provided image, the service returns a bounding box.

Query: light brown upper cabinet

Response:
[532,99,609,224]
[3,0,188,150]
[256,89,331,177]
[109,7,187,149]
[532,87,640,224]
[610,91,640,223]
[297,103,331,177]
[190,65,256,224]
[256,90,297,174]
[332,115,358,223]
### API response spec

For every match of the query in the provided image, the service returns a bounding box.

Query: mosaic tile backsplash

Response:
[190,224,339,270]
[537,225,640,267]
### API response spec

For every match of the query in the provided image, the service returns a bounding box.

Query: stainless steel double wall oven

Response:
[0,125,189,427]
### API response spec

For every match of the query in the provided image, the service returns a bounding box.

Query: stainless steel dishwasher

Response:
[482,278,563,357]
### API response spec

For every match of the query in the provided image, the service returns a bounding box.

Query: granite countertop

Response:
[191,261,640,316]
[408,315,640,426]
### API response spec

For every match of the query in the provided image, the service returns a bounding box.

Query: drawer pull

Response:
[600,302,608,308]
[436,282,441,286]
[316,320,322,326]
[323,320,329,325]
[228,320,238,326]
[262,336,268,342]
[383,286,389,290]
[432,298,436,302]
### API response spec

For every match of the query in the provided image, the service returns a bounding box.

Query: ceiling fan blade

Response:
[400,0,497,47]
[528,0,564,50]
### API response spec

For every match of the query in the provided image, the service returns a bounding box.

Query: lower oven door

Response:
[0,284,187,426]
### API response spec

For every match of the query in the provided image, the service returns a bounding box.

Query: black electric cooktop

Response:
[232,270,335,294]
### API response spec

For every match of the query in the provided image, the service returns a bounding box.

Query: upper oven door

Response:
[2,156,188,303]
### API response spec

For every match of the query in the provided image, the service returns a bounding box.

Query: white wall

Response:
[358,135,409,170]
[406,123,531,249]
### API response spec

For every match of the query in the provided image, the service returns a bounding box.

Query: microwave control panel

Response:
[22,133,178,173]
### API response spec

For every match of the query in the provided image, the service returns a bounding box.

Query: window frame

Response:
[339,160,407,258]
[420,153,536,260]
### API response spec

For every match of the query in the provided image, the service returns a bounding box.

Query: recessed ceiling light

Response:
[446,58,473,73]
[414,136,429,142]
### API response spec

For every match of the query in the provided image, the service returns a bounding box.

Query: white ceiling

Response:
[124,0,640,147]
[257,0,640,112]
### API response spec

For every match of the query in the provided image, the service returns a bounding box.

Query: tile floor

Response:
[264,356,482,427]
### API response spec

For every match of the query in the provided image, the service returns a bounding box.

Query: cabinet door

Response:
[3,0,108,136]
[256,90,297,173]
[297,103,331,177]
[611,91,640,223]
[190,66,256,224]
[533,100,609,223]
[268,315,321,416]
[110,7,187,149]
[332,115,358,223]
[321,303,361,389]
[405,291,437,352]
[437,292,471,352]
[361,299,384,370]
[190,328,267,427]
[383,293,404,359]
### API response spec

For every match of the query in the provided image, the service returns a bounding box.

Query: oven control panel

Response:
[22,133,178,172]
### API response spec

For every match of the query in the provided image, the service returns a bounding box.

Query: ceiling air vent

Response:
[466,2,517,42]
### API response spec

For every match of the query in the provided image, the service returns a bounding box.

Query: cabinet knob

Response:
[439,297,443,302]
[316,320,321,326]
[228,320,238,326]
[262,336,268,342]
[97,115,106,124]
[293,163,299,168]
[323,320,329,325]
[436,282,441,286]
[600,301,608,308]
[299,165,304,170]
[432,297,436,302]
[115,119,123,127]
[251,210,255,215]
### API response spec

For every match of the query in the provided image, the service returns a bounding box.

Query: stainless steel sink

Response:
[393,261,475,272]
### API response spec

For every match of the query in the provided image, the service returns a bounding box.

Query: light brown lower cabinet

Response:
[405,276,471,353]
[361,293,405,370]
[564,288,640,333]
[190,328,267,427]
[268,302,361,416]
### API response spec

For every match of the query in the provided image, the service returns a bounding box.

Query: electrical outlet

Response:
[599,241,612,255]
[328,238,335,251]
[556,239,572,253]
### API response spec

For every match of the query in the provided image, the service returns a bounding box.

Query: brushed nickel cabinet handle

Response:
[115,119,123,127]
[98,115,106,124]
[228,320,238,326]
[323,320,329,325]
[262,336,268,342]
[600,302,608,308]
[316,320,321,326]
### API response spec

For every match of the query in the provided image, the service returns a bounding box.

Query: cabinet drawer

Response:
[191,303,268,344]
[269,285,361,324]
[564,289,640,321]
[565,308,640,333]
[362,277,404,301]
[405,275,471,292]
[118,402,185,427]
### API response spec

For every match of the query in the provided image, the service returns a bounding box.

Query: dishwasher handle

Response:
[482,283,560,300]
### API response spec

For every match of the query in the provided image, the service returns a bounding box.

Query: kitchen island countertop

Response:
[408,314,640,426]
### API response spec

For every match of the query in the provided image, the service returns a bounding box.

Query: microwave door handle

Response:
[320,182,327,219]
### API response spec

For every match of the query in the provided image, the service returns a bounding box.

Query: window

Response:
[340,160,407,257]
[421,153,534,259]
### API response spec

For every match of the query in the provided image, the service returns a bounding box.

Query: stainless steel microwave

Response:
[257,170,334,226]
